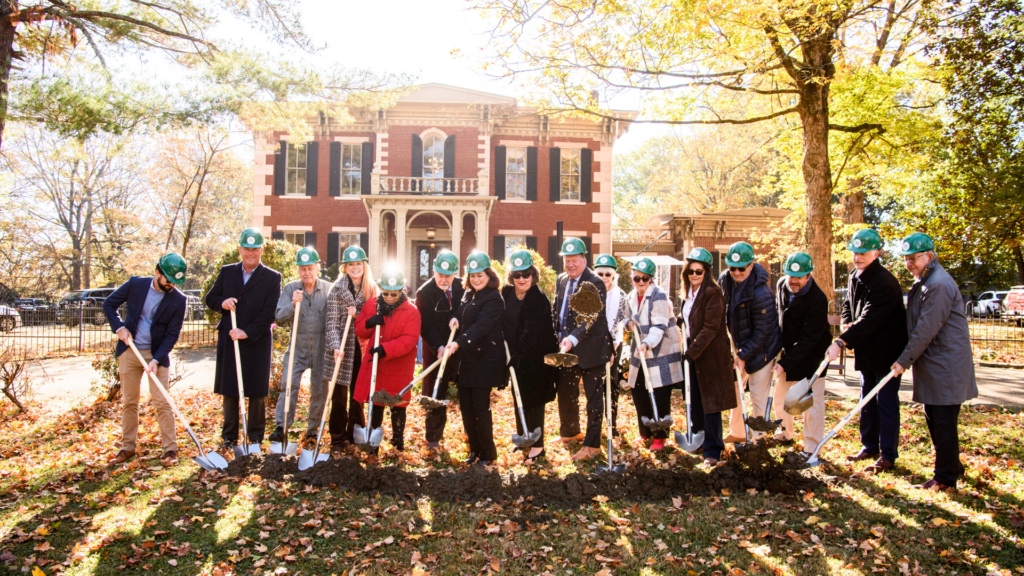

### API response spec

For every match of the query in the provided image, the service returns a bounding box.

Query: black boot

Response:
[268,426,285,443]
[464,452,478,465]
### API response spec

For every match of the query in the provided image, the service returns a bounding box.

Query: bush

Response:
[491,245,558,301]
[0,342,33,413]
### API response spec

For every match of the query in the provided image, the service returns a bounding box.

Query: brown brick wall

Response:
[386,125,482,179]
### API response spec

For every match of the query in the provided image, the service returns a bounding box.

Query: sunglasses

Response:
[382,290,402,298]
[686,269,705,276]
[596,272,614,278]
[511,271,532,280]
[729,265,750,273]
[632,275,651,284]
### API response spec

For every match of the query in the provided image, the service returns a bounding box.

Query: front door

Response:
[414,242,451,289]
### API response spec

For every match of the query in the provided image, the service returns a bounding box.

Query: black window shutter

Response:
[304,232,317,250]
[443,135,455,178]
[526,147,538,201]
[272,231,285,240]
[549,147,561,202]
[360,142,373,195]
[580,148,592,203]
[273,141,286,195]
[305,142,319,196]
[526,236,538,252]
[493,235,505,261]
[494,146,506,200]
[329,142,341,197]
[359,233,369,256]
[582,237,592,268]
[710,250,720,279]
[327,232,340,266]
[411,135,423,178]
[548,236,563,274]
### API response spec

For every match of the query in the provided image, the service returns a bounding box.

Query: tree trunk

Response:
[1013,245,1024,284]
[798,87,836,305]
[0,1,17,152]
[844,178,866,224]
[71,238,82,291]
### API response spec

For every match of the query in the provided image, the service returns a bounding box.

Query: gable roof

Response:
[397,83,517,105]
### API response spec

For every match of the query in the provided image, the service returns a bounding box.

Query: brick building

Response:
[251,84,635,288]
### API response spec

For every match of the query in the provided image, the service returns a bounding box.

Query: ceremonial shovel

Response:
[674,331,705,452]
[505,341,540,448]
[802,369,898,468]
[353,325,384,450]
[415,327,456,410]
[727,334,751,446]
[543,343,578,368]
[596,361,626,474]
[784,358,830,416]
[230,310,261,457]
[126,341,228,471]
[298,316,350,471]
[746,355,784,434]
[270,300,301,456]
[373,355,443,407]
[631,326,673,431]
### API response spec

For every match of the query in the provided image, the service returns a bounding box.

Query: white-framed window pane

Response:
[505,236,527,256]
[286,143,307,195]
[338,233,360,255]
[285,232,305,246]
[506,148,527,200]
[422,135,445,192]
[420,249,430,278]
[560,175,580,201]
[342,144,361,195]
[560,149,580,201]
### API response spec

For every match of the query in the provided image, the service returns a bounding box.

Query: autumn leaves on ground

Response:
[1,385,1023,576]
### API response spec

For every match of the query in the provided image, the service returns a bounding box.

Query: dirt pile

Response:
[745,416,783,433]
[223,442,819,505]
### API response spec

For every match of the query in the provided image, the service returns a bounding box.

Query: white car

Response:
[0,305,23,332]
[970,291,1008,317]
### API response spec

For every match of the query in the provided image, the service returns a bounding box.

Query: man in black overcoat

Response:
[206,228,283,449]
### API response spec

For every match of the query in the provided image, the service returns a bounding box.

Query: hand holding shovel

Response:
[416,326,456,410]
[505,341,540,448]
[271,300,301,456]
[298,316,350,471]
[230,310,261,457]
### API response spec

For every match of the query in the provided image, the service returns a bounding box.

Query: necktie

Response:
[445,289,452,307]
[561,279,576,328]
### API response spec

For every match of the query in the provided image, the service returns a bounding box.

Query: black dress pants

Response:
[369,405,407,451]
[222,395,266,444]
[459,387,497,461]
[421,345,456,443]
[556,364,605,448]
[924,404,965,487]
[513,397,547,449]
[630,367,673,440]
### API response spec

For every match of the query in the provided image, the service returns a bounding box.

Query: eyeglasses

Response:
[382,291,402,298]
[632,275,651,284]
[596,272,614,278]
[729,265,750,273]
[903,253,926,264]
[685,269,704,277]
[511,271,532,280]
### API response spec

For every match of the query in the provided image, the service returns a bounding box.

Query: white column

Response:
[395,209,408,276]
[451,209,463,264]
[476,209,489,256]
[369,210,382,274]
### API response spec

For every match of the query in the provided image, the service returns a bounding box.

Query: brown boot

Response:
[846,449,880,462]
[109,449,136,465]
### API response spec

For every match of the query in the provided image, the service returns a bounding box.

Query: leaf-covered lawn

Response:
[1,383,1022,575]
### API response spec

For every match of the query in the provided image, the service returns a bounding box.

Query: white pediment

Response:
[398,83,517,105]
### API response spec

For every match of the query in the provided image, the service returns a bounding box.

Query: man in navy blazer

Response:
[102,253,189,466]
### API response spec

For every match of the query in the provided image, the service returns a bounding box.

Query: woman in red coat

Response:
[353,269,421,453]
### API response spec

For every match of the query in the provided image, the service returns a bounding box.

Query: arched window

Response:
[423,135,444,191]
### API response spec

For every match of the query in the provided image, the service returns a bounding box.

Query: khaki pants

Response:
[118,348,178,453]
[773,375,825,453]
[729,361,774,440]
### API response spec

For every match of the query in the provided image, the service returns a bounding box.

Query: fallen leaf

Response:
[593,495,609,503]
[490,557,500,571]
[805,516,820,525]
[33,541,52,552]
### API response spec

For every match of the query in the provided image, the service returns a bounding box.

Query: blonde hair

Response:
[342,261,379,302]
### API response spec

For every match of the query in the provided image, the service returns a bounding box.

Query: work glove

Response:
[365,314,385,329]
[370,345,387,359]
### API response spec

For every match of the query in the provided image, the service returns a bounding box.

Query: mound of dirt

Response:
[745,416,782,432]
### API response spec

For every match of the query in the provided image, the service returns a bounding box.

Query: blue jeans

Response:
[859,368,902,462]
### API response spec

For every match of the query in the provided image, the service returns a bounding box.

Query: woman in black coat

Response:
[501,250,558,462]
[443,251,505,466]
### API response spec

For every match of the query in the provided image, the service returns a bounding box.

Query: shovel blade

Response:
[416,395,449,410]
[269,442,298,456]
[297,451,329,471]
[641,415,674,431]
[511,428,541,448]
[544,353,578,367]
[372,390,404,407]
[674,430,705,453]
[784,377,814,415]
[368,428,384,448]
[352,425,369,447]
[232,444,261,458]
[596,463,627,475]
[194,450,229,471]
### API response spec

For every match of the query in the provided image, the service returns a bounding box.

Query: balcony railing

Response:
[373,175,484,195]
[613,228,672,243]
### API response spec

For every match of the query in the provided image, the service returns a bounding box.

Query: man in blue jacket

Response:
[102,253,189,466]
[718,242,782,443]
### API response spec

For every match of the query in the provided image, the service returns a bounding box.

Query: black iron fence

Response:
[0,300,216,359]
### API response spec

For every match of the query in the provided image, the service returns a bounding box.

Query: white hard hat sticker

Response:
[791,263,800,272]
[470,261,478,269]
[731,253,740,262]
[301,254,309,262]
[388,277,396,285]
[514,258,523,266]
[246,236,255,245]
[903,242,911,251]
[853,239,862,247]
[349,250,358,258]
[175,272,184,279]
[441,262,450,270]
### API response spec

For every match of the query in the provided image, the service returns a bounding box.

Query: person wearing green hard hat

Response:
[553,237,613,462]
[353,267,420,454]
[718,241,782,444]
[323,243,378,453]
[679,246,735,464]
[414,249,466,449]
[594,253,627,435]
[207,227,283,451]
[827,227,908,474]
[771,252,832,454]
[268,247,333,448]
[891,233,977,492]
[502,249,559,462]
[102,253,191,467]
[443,251,505,465]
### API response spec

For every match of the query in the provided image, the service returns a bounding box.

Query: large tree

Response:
[476,0,931,300]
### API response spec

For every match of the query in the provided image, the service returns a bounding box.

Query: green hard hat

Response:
[594,253,617,270]
[238,228,264,249]
[685,247,713,267]
[847,228,882,253]
[379,268,405,291]
[295,247,320,266]
[784,252,814,277]
[341,245,367,263]
[633,257,656,277]
[508,249,534,272]
[726,242,755,267]
[157,252,187,285]
[433,250,459,275]
[559,237,587,256]
[465,251,492,273]
[898,232,935,255]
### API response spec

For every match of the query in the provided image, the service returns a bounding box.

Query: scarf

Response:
[376,293,407,317]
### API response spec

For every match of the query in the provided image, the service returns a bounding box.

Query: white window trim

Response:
[555,200,585,206]
[504,146,528,201]
[498,140,534,147]
[332,226,368,232]
[338,142,364,196]
[550,230,589,236]
[419,128,448,141]
[332,136,371,143]
[501,198,533,204]
[498,230,533,236]
[280,195,311,199]
[277,225,313,231]
[552,142,587,149]
[333,195,363,201]
[285,142,308,196]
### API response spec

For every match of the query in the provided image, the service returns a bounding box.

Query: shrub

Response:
[491,245,558,301]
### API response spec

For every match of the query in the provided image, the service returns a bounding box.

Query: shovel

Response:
[673,330,705,453]
[298,316,351,471]
[271,300,301,456]
[505,341,541,448]
[544,343,578,368]
[727,334,751,445]
[631,326,673,431]
[746,355,784,434]
[230,310,261,457]
[353,324,384,450]
[373,355,444,407]
[802,369,898,468]
[784,358,830,416]
[416,326,457,410]
[126,340,228,471]
[596,361,626,474]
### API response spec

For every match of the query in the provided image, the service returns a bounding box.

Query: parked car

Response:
[12,298,55,325]
[182,289,205,321]
[969,291,1009,317]
[1002,286,1024,326]
[0,304,22,332]
[57,288,116,327]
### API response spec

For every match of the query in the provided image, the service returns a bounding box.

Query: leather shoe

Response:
[911,479,956,493]
[553,433,585,445]
[703,457,719,466]
[864,457,894,474]
[846,449,880,462]
[160,451,179,466]
[109,449,136,465]
[464,452,479,465]
[268,427,285,443]
[723,434,745,444]
[573,446,602,461]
